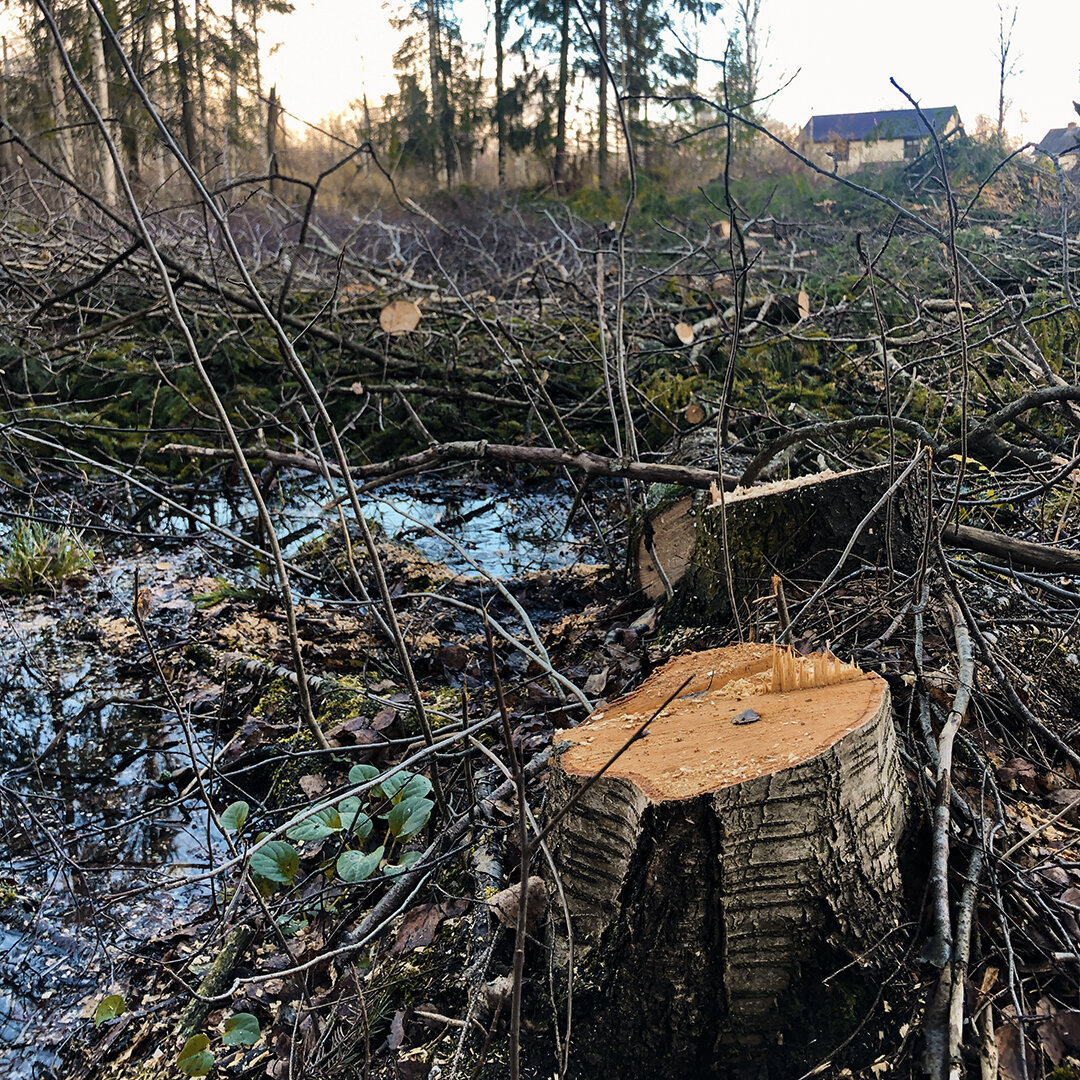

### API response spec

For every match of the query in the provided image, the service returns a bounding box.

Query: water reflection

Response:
[0,612,216,1077]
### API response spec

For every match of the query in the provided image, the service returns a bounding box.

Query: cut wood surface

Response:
[635,493,697,602]
[547,643,907,1076]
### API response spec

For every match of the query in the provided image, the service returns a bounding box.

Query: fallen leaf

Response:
[390,899,469,957]
[485,974,513,1014]
[584,667,609,695]
[1050,1010,1080,1052]
[438,643,469,671]
[298,774,327,797]
[388,1009,406,1050]
[371,707,399,732]
[996,1021,1034,1080]
[379,299,422,335]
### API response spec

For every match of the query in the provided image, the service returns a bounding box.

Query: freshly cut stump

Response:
[547,643,906,1077]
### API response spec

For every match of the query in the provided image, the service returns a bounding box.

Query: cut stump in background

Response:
[636,464,923,620]
[546,642,907,1078]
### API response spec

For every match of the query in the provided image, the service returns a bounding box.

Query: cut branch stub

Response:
[546,642,906,1077]
[379,299,422,335]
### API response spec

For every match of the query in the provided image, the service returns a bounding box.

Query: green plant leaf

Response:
[222,1012,261,1047]
[250,841,299,884]
[398,775,432,801]
[377,770,413,802]
[387,796,434,840]
[383,850,423,877]
[348,763,380,786]
[337,845,384,883]
[275,912,308,937]
[285,806,342,842]
[336,797,373,839]
[220,801,249,833]
[93,993,126,1026]
[177,1034,214,1077]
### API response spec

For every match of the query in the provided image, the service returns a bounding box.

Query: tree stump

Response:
[546,643,907,1077]
[636,464,924,622]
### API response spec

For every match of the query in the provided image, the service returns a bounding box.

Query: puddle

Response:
[0,471,607,1074]
[0,591,220,1078]
[151,473,598,577]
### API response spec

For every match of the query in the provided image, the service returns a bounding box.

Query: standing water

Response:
[0,473,601,1075]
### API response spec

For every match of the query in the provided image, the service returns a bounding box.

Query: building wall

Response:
[846,138,906,170]
[797,111,962,176]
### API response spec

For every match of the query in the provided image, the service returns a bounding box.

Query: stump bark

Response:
[546,643,907,1077]
[636,464,924,621]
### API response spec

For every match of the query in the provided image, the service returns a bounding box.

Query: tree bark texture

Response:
[171,0,199,169]
[546,643,907,1077]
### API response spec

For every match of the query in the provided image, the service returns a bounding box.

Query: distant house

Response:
[796,106,963,175]
[1036,122,1079,168]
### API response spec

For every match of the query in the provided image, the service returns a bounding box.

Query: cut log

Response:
[546,643,906,1077]
[636,491,698,602]
[637,464,924,623]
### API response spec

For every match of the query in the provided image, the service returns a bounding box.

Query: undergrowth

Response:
[0,517,94,594]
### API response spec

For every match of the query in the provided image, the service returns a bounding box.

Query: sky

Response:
[263,0,1080,145]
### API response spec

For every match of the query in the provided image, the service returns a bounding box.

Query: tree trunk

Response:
[89,11,118,203]
[637,464,924,624]
[546,642,907,1078]
[597,0,608,187]
[266,84,280,196]
[553,0,570,190]
[171,0,199,169]
[0,37,14,178]
[494,0,506,188]
[47,44,74,176]
[195,0,210,174]
[229,0,240,151]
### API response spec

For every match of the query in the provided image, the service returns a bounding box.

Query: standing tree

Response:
[734,0,762,110]
[996,2,1019,144]
[494,0,508,185]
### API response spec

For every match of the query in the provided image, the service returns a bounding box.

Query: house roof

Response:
[1037,124,1080,156]
[804,107,959,144]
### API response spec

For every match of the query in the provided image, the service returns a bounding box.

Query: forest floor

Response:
[2,140,1080,1079]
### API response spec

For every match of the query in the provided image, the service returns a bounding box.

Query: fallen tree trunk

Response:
[941,521,1080,574]
[546,643,907,1078]
[639,464,925,622]
[635,465,1080,612]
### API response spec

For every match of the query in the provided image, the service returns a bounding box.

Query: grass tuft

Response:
[0,518,94,594]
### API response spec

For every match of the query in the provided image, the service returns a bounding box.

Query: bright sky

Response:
[264,1,1080,146]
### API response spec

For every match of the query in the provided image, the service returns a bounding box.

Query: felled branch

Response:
[158,439,742,492]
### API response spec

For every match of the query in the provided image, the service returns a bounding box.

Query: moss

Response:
[253,678,299,722]
[266,728,323,806]
[314,686,377,729]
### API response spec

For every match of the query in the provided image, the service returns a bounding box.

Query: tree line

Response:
[0,0,764,198]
